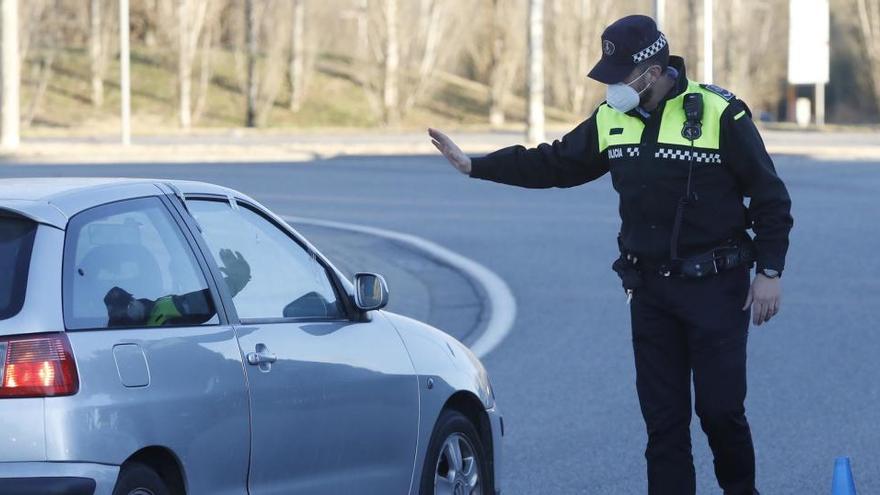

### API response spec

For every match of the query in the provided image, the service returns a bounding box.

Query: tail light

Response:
[0,333,79,398]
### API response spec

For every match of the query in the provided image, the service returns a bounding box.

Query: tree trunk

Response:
[488,0,506,126]
[686,0,699,69]
[178,0,192,128]
[179,0,210,129]
[193,16,213,123]
[24,50,55,127]
[1,0,19,149]
[403,0,442,113]
[857,0,880,111]
[245,0,257,127]
[571,0,590,114]
[288,0,305,112]
[119,0,131,145]
[526,0,545,144]
[89,0,104,107]
[383,0,399,126]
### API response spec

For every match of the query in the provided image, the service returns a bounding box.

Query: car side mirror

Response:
[354,272,389,311]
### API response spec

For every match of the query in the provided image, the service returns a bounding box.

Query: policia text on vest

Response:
[428,36,793,495]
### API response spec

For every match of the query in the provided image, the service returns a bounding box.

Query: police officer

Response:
[428,14,792,495]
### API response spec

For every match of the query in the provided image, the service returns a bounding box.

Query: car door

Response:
[184,197,420,495]
[56,195,251,495]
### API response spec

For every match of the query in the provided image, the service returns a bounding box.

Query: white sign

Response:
[788,0,830,84]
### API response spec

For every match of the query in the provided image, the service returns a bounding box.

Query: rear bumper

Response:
[0,477,95,494]
[0,462,119,495]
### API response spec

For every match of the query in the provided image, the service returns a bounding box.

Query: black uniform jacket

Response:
[470,57,793,273]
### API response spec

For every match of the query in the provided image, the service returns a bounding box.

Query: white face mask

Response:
[606,67,656,113]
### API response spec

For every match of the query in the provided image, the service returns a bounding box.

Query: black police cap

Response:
[588,15,669,84]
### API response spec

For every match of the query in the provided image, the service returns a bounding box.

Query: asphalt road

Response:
[2,151,879,493]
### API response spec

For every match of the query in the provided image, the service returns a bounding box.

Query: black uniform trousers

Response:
[630,264,755,495]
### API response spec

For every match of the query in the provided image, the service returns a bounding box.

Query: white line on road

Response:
[282,215,516,359]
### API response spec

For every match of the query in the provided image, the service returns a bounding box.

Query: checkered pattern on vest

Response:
[654,147,721,164]
[632,34,667,63]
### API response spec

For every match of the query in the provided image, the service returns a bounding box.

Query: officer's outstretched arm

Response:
[429,113,609,189]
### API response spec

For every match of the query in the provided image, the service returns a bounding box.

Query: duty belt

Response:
[630,243,755,279]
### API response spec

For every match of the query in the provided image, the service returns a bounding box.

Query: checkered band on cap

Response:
[632,33,667,63]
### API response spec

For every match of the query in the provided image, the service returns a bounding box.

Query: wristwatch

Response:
[759,268,780,279]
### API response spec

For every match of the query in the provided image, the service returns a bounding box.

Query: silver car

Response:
[0,178,502,495]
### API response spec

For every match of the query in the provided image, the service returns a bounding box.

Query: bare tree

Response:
[485,0,525,126]
[254,3,290,127]
[245,0,257,127]
[288,0,306,111]
[89,0,112,108]
[383,0,400,125]
[1,0,19,149]
[192,9,216,123]
[18,1,87,129]
[24,20,57,128]
[177,0,211,129]
[546,0,615,116]
[459,0,525,126]
[526,0,545,143]
[229,0,296,127]
[712,0,784,111]
[401,0,443,112]
[350,0,383,118]
[348,0,474,124]
[856,0,880,110]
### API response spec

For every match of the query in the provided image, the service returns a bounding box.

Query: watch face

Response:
[762,269,779,278]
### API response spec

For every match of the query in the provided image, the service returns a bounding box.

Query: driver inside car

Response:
[103,248,251,327]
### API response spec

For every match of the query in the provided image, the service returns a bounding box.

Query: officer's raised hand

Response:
[743,273,781,326]
[428,128,471,175]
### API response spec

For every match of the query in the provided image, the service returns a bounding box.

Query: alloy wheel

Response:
[434,432,482,495]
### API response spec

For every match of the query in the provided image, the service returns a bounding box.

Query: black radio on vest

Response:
[682,93,703,141]
[670,93,705,261]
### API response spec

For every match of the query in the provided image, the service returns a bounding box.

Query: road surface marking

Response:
[283,215,516,358]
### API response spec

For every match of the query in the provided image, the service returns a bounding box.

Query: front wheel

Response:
[420,409,492,495]
[112,462,171,495]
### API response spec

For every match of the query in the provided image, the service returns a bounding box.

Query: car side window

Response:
[63,197,219,330]
[187,200,345,321]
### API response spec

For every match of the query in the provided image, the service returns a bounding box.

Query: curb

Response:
[283,215,516,359]
[4,142,880,164]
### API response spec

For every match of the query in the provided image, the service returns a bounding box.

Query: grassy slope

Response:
[21,47,576,136]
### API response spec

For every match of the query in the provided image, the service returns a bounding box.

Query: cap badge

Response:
[603,39,615,56]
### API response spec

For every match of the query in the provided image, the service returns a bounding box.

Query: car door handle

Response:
[246,349,277,365]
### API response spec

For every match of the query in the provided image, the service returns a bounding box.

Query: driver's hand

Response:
[428,128,472,175]
[219,249,251,296]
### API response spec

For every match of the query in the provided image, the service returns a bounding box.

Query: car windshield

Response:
[0,215,37,321]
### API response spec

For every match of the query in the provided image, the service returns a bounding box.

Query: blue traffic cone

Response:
[831,457,857,495]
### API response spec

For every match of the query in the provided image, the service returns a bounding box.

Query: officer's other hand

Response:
[742,273,781,326]
[428,128,472,175]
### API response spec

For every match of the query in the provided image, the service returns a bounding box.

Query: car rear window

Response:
[0,216,37,321]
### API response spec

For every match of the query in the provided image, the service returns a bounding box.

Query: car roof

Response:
[0,178,246,228]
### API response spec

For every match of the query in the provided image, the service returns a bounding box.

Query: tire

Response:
[112,462,171,495]
[420,409,493,495]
